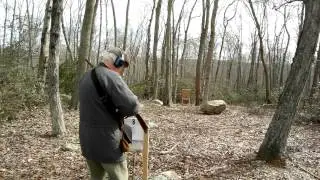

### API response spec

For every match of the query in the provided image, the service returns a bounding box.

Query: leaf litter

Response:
[0,102,319,179]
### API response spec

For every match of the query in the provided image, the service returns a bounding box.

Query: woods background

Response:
[0,0,319,131]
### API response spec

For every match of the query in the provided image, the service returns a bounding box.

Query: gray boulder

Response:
[152,99,163,105]
[200,100,227,115]
[150,171,181,180]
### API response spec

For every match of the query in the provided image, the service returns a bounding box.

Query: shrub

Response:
[0,69,45,123]
[59,61,77,95]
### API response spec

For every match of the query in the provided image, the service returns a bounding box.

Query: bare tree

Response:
[47,0,66,136]
[172,0,186,103]
[248,0,271,104]
[97,0,103,63]
[195,0,210,105]
[202,0,219,103]
[110,0,117,47]
[2,0,8,56]
[160,34,166,78]
[247,32,257,89]
[10,0,17,49]
[214,0,237,84]
[180,0,197,78]
[88,0,99,63]
[104,0,109,50]
[123,0,130,50]
[17,1,23,58]
[235,36,242,91]
[226,38,237,87]
[173,24,181,103]
[163,0,173,106]
[38,0,52,93]
[279,7,290,87]
[257,0,320,162]
[71,0,97,109]
[144,0,156,81]
[310,44,320,100]
[26,0,35,68]
[61,17,74,62]
[152,0,163,99]
[298,3,304,36]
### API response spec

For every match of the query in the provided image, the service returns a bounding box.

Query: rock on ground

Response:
[200,100,227,115]
[150,171,181,180]
[152,99,163,106]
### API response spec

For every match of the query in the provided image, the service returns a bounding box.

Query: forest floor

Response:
[0,101,319,180]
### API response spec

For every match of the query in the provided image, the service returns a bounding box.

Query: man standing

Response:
[79,47,139,179]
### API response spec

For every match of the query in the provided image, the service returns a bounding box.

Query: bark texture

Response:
[152,0,163,99]
[195,0,210,105]
[38,0,52,92]
[202,0,219,103]
[47,0,66,136]
[257,0,320,161]
[71,0,97,109]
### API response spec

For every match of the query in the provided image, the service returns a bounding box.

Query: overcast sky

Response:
[0,0,302,59]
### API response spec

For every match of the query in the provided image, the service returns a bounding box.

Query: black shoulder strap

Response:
[91,67,131,142]
[91,67,148,138]
[90,67,119,119]
[91,68,104,98]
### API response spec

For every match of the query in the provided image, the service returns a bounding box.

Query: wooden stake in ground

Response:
[135,114,149,180]
[142,129,149,180]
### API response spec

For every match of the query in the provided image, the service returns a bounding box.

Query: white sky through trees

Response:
[0,0,302,61]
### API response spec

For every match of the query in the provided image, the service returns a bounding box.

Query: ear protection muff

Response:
[114,55,125,68]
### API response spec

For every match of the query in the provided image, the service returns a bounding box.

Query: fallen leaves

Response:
[0,102,319,179]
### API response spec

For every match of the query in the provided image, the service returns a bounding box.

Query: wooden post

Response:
[181,89,191,104]
[142,131,149,180]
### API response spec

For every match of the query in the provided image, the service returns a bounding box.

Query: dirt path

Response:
[0,102,319,179]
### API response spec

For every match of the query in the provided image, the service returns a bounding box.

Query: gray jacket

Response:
[79,64,139,163]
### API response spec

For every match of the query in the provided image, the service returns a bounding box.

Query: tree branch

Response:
[273,0,302,11]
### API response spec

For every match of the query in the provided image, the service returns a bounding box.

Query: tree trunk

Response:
[10,0,16,49]
[110,0,117,47]
[61,17,74,62]
[195,0,210,105]
[88,0,99,64]
[163,0,173,106]
[280,7,290,87]
[202,0,219,103]
[152,0,162,100]
[248,0,271,104]
[172,1,186,103]
[235,39,242,91]
[123,0,130,50]
[180,0,197,79]
[226,49,235,87]
[17,4,23,58]
[145,0,156,81]
[214,0,237,84]
[173,25,180,103]
[104,0,109,50]
[254,47,261,92]
[97,0,103,63]
[70,0,97,109]
[298,3,304,36]
[2,0,8,56]
[38,0,52,93]
[160,36,166,78]
[257,0,320,162]
[309,45,320,100]
[68,5,72,61]
[47,0,66,136]
[247,33,257,88]
[26,0,34,69]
